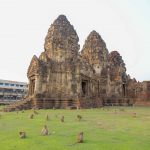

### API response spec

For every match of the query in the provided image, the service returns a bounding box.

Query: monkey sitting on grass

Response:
[41,125,49,136]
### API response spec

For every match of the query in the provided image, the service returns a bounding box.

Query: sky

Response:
[0,0,149,82]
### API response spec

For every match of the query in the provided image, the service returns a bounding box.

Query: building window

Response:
[0,82,3,85]
[10,84,14,86]
[0,89,3,92]
[5,83,9,86]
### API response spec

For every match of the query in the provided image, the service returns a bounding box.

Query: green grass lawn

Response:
[0,107,150,150]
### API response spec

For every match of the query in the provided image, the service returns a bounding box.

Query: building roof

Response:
[0,79,27,85]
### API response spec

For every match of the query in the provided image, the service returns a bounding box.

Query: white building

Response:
[0,79,28,103]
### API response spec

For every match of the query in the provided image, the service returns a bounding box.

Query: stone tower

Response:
[81,30,108,75]
[44,15,79,62]
[27,15,81,108]
[105,51,127,105]
[81,30,109,104]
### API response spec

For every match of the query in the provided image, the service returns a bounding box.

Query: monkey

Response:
[61,116,64,122]
[132,112,137,118]
[46,114,49,121]
[77,132,84,143]
[120,108,125,112]
[41,125,49,136]
[77,115,82,121]
[33,110,38,115]
[29,113,34,119]
[67,132,84,146]
[19,131,26,139]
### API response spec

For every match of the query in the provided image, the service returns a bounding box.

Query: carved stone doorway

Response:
[122,83,126,97]
[81,80,88,96]
[30,79,35,96]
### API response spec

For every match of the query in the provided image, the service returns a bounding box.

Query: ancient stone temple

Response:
[3,15,150,111]
[26,15,150,109]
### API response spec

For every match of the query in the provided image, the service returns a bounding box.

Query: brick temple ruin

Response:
[3,15,150,111]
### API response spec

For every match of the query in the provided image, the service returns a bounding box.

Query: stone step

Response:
[3,98,32,112]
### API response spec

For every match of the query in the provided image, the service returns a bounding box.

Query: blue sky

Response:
[0,0,149,82]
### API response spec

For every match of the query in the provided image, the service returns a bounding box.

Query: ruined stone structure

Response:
[26,15,150,109]
[3,15,150,111]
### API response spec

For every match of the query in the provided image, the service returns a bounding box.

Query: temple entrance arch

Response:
[30,78,35,96]
[122,83,126,97]
[81,80,88,96]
